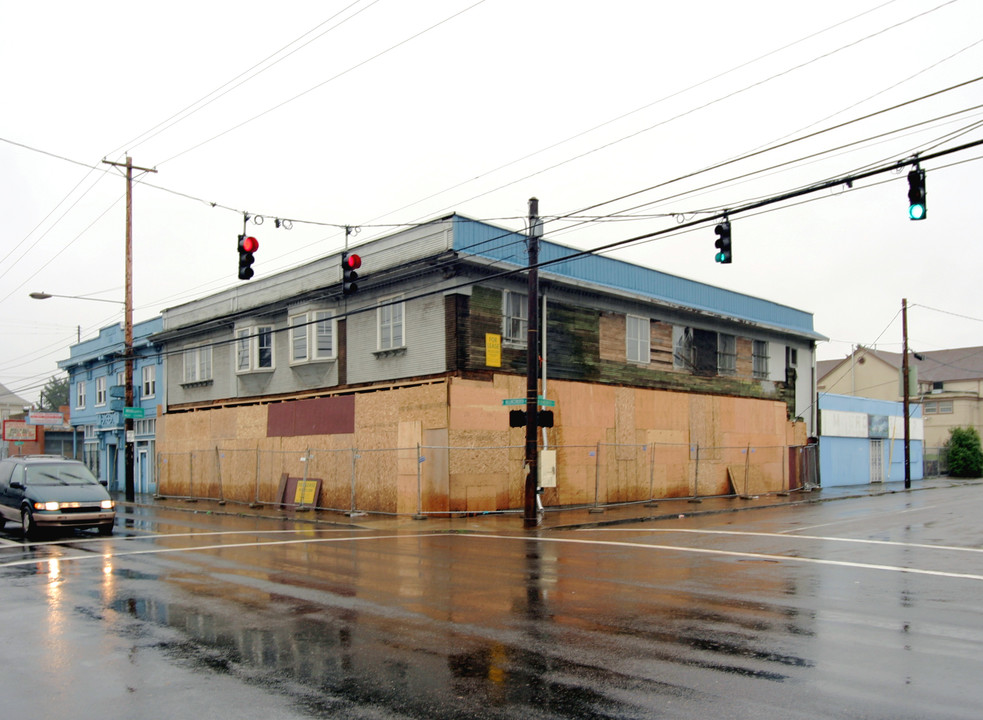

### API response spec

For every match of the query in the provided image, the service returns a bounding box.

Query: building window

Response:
[290,314,309,363]
[236,325,275,373]
[753,340,769,379]
[673,327,694,370]
[257,326,273,368]
[142,365,156,398]
[95,376,107,406]
[183,345,213,383]
[718,334,737,375]
[290,311,335,364]
[378,297,404,351]
[938,400,953,414]
[76,380,86,409]
[134,418,156,436]
[626,315,650,364]
[503,291,527,345]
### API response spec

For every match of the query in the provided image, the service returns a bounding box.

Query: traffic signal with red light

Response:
[907,167,927,221]
[238,235,259,280]
[714,220,732,264]
[342,252,361,295]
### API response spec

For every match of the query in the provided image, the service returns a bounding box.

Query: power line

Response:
[108,0,381,158]
[391,0,970,225]
[157,0,489,167]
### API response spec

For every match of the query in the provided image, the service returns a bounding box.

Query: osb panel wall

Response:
[158,382,449,511]
[447,375,798,508]
[158,374,799,513]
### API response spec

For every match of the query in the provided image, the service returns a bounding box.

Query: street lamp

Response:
[30,291,125,305]
[30,289,133,501]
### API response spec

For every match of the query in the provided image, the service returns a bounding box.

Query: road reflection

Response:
[91,528,821,717]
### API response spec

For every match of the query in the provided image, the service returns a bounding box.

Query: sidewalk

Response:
[121,476,977,534]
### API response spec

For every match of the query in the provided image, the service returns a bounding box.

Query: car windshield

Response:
[25,464,99,486]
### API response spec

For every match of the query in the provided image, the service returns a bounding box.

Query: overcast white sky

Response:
[2,0,982,404]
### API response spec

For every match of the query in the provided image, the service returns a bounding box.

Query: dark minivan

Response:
[0,455,115,539]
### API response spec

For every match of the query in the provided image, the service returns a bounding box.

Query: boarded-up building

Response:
[154,215,824,512]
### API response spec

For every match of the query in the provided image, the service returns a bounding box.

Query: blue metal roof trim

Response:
[451,216,819,338]
[58,317,164,369]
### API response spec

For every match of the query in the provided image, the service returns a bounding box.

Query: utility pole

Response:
[902,298,911,490]
[102,156,156,502]
[524,198,542,526]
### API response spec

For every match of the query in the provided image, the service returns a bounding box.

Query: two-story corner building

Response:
[59,316,164,493]
[153,215,825,514]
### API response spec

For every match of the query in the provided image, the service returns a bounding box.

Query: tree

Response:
[39,374,69,411]
[946,427,983,479]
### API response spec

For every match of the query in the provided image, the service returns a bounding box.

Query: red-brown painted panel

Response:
[267,395,355,437]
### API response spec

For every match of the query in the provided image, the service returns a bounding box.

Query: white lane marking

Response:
[0,527,371,552]
[3,531,982,583]
[580,527,983,554]
[468,534,983,583]
[785,496,982,533]
[0,533,444,569]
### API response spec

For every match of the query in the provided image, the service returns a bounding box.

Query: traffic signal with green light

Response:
[908,167,926,221]
[714,220,732,264]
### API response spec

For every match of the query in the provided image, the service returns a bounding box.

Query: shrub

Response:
[946,427,983,478]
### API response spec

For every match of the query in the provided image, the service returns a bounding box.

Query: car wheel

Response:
[98,522,114,536]
[21,508,39,540]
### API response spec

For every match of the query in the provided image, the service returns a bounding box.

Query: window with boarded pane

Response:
[753,340,769,379]
[718,334,737,375]
[626,315,650,363]
[503,290,527,345]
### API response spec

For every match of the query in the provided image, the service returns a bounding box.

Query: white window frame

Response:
[313,311,335,360]
[290,311,336,365]
[753,340,769,379]
[95,376,107,406]
[142,365,156,399]
[290,314,309,363]
[718,334,737,375]
[503,290,528,346]
[673,326,694,370]
[235,325,275,373]
[183,345,213,383]
[76,380,86,409]
[626,315,650,364]
[378,297,405,351]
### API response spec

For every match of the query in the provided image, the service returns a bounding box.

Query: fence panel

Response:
[159,440,814,516]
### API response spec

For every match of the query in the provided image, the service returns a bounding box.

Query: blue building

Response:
[818,393,923,487]
[59,317,164,494]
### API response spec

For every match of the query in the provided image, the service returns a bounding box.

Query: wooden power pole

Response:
[102,156,156,502]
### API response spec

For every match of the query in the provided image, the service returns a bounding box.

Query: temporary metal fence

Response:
[157,441,821,518]
[923,446,950,477]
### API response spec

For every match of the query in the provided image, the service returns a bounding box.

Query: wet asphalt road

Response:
[2,485,982,719]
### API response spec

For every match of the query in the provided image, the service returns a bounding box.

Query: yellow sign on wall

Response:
[294,479,318,505]
[485,333,502,367]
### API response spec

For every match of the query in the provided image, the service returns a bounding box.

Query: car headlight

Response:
[101,500,115,510]
[35,501,61,511]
